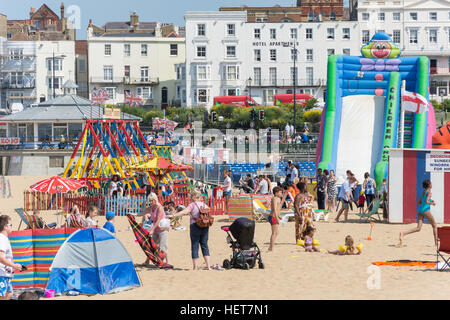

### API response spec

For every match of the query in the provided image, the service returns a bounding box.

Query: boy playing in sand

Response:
[397,179,438,248]
[0,215,23,300]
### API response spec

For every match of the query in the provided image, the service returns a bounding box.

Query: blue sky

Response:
[2,0,349,39]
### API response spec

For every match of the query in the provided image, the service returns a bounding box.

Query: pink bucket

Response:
[44,289,55,298]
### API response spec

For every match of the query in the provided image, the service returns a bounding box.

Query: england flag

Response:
[401,89,428,113]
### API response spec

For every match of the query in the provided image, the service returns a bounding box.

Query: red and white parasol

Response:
[30,176,87,194]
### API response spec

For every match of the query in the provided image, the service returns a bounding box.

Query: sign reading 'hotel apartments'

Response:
[426,153,450,172]
[252,41,300,47]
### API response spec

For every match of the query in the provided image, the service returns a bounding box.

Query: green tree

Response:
[430,99,441,111]
[442,99,450,112]
[142,109,164,126]
[302,109,322,123]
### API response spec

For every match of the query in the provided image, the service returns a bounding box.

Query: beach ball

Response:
[312,239,319,246]
[297,239,305,247]
[338,244,348,252]
[356,243,364,252]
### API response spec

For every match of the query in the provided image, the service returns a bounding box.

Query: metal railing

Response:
[250,78,325,87]
[90,76,159,85]
[0,136,80,151]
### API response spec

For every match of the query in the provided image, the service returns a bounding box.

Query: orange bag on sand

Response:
[372,260,436,268]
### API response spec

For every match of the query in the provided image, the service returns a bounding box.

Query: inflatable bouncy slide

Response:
[316,32,436,186]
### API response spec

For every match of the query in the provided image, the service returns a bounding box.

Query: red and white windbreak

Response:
[389,149,450,223]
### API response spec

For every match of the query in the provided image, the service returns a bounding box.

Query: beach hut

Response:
[46,228,140,295]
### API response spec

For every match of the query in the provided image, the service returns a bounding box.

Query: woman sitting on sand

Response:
[172,190,211,270]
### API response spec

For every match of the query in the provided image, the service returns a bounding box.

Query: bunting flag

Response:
[401,89,428,113]
[125,92,144,107]
[91,88,109,106]
[152,118,179,131]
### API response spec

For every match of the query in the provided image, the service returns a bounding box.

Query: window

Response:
[254,28,261,39]
[197,24,206,36]
[170,44,178,56]
[378,12,385,21]
[196,65,210,80]
[68,123,82,141]
[124,65,130,77]
[137,87,152,99]
[330,12,336,21]
[393,30,401,44]
[270,29,276,39]
[227,24,236,36]
[327,49,335,56]
[38,123,52,142]
[306,28,313,39]
[176,65,186,80]
[327,28,335,39]
[9,49,23,60]
[291,49,297,61]
[393,12,400,21]
[10,72,23,86]
[103,66,113,81]
[343,28,350,39]
[253,67,261,86]
[46,58,62,71]
[225,65,239,80]
[290,28,298,39]
[78,59,86,73]
[362,13,370,21]
[47,77,62,90]
[254,49,261,62]
[105,44,111,56]
[141,44,148,56]
[308,12,314,22]
[49,156,64,168]
[196,89,209,103]
[140,67,149,82]
[409,29,418,43]
[429,29,438,43]
[197,46,206,58]
[429,12,437,21]
[124,44,130,56]
[269,68,277,86]
[306,67,314,86]
[270,49,277,61]
[226,46,236,58]
[410,12,418,21]
[362,30,370,43]
[306,49,313,61]
[103,87,115,100]
[291,67,298,85]
[343,49,350,55]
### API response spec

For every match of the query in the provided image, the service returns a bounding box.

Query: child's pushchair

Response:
[221,218,264,270]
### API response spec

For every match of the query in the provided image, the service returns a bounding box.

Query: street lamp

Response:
[247,77,252,99]
[52,52,66,98]
[283,41,298,135]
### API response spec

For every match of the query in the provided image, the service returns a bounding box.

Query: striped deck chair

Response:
[15,208,39,230]
[66,213,85,228]
[227,195,254,221]
[313,209,330,222]
[9,227,78,290]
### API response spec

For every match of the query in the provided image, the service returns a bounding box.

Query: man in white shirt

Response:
[290,124,295,136]
[223,170,233,198]
[255,175,269,195]
[335,176,356,222]
[285,123,291,138]
[0,215,23,300]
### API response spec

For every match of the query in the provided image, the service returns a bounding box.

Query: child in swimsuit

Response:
[304,226,320,252]
[328,235,361,255]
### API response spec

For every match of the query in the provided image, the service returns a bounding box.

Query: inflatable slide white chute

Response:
[335,95,386,183]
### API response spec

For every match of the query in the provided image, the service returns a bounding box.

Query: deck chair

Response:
[436,227,450,271]
[227,195,254,221]
[66,213,85,228]
[252,195,295,225]
[15,208,35,230]
[313,209,330,222]
[357,198,382,222]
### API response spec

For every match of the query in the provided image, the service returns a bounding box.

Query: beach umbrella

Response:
[30,176,87,194]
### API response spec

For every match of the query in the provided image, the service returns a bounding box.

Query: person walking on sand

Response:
[268,186,288,251]
[327,170,338,213]
[172,190,212,270]
[397,180,438,248]
[335,176,356,222]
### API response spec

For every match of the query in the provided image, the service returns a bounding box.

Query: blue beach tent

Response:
[46,228,140,295]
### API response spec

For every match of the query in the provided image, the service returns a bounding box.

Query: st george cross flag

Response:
[401,89,428,113]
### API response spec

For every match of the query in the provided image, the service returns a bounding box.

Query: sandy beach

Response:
[3,176,450,300]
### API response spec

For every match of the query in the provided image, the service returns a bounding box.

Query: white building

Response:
[358,0,450,101]
[87,23,186,107]
[0,39,76,109]
[184,11,361,108]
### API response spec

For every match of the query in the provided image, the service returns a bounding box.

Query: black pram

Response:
[221,218,264,270]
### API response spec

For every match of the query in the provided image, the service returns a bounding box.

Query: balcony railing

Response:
[1,79,36,89]
[430,67,437,75]
[90,77,159,85]
[0,136,80,151]
[250,78,325,87]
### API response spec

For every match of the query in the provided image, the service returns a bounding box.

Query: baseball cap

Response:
[106,211,115,220]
